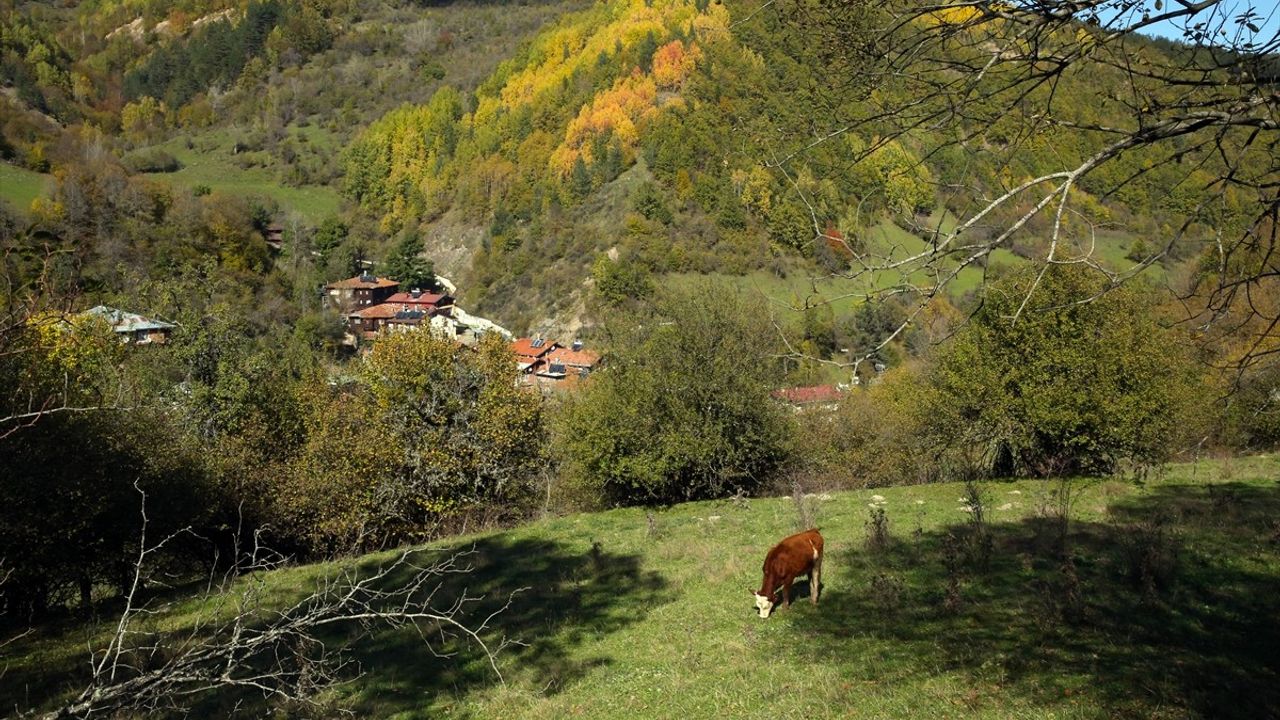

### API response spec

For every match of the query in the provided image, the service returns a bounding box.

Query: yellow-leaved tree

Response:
[278,330,545,550]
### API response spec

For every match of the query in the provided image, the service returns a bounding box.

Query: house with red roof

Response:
[510,337,561,372]
[771,384,843,411]
[512,338,602,389]
[382,289,455,313]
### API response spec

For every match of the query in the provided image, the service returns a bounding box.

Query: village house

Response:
[511,337,602,389]
[82,305,176,345]
[382,289,455,312]
[771,384,843,412]
[344,289,455,343]
[324,273,400,313]
[264,224,284,252]
[510,336,560,373]
[542,342,602,379]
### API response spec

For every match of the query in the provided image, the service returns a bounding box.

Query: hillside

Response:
[9,456,1279,718]
[1,0,590,220]
[3,0,1243,346]
[334,0,1220,340]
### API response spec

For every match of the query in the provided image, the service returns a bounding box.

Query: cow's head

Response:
[751,590,774,619]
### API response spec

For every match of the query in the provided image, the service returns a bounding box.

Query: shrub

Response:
[923,265,1200,477]
[275,332,545,552]
[555,281,793,506]
[123,148,182,173]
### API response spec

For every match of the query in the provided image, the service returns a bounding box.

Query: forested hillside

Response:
[336,0,1266,345]
[1,0,1277,715]
[6,0,1262,342]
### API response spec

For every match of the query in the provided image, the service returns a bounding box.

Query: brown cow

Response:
[751,528,824,618]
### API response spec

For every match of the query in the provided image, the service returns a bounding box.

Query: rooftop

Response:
[771,385,843,406]
[383,291,452,306]
[546,346,601,368]
[83,305,175,333]
[326,274,400,290]
[511,337,559,359]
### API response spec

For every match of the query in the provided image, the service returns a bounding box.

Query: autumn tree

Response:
[360,331,545,528]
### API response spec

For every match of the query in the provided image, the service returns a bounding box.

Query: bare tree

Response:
[763,0,1278,373]
[24,485,524,719]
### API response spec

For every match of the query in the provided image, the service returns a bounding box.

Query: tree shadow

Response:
[3,535,669,718]
[797,482,1280,719]
[337,535,670,716]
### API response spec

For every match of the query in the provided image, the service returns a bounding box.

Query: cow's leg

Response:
[811,558,822,605]
[782,577,793,608]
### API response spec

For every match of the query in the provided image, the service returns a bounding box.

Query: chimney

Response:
[411,288,422,298]
[572,339,583,351]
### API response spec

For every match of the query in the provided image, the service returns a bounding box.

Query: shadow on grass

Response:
[339,535,671,716]
[2,535,669,719]
[797,482,1280,719]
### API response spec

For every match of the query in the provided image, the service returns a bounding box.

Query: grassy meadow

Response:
[138,127,345,221]
[667,211,1165,328]
[0,162,52,214]
[6,455,1278,719]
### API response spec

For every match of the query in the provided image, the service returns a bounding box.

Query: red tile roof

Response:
[546,346,601,368]
[384,291,452,306]
[771,385,842,405]
[350,304,399,319]
[511,337,559,360]
[326,275,399,290]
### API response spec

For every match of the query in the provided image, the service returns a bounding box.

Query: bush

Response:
[123,148,182,173]
[924,265,1200,477]
[555,281,793,506]
[275,331,545,552]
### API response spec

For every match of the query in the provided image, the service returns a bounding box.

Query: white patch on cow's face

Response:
[754,593,774,619]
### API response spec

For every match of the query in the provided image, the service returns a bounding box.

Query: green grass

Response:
[668,215,1171,328]
[0,162,52,214]
[668,218,1023,320]
[139,127,344,221]
[7,456,1279,718]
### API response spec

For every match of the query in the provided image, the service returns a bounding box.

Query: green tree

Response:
[632,181,672,224]
[312,216,348,267]
[570,156,593,201]
[382,233,436,290]
[768,201,813,252]
[556,282,793,505]
[591,254,653,306]
[925,266,1199,477]
[801,300,837,357]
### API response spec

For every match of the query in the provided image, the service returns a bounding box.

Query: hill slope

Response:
[10,456,1279,718]
[339,0,1212,339]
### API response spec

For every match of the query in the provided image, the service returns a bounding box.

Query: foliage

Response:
[923,266,1200,477]
[122,147,182,173]
[357,330,546,525]
[556,281,793,505]
[120,1,325,109]
[0,313,209,616]
[591,253,653,306]
[381,232,436,291]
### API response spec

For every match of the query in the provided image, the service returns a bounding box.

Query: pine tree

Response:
[382,234,436,290]
[570,156,593,201]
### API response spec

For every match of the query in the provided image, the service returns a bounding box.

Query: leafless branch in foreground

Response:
[761,0,1279,372]
[30,485,526,719]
